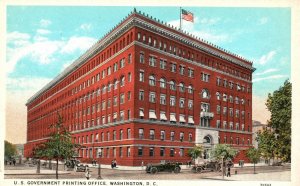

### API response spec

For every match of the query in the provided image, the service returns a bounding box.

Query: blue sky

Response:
[5,6,291,143]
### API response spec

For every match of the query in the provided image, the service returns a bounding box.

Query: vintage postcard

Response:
[1,0,299,186]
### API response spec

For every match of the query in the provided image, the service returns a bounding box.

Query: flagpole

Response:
[179,7,182,30]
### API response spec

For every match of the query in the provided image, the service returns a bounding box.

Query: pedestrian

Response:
[114,159,117,168]
[227,166,231,177]
[13,159,16,166]
[85,169,91,180]
[111,160,114,168]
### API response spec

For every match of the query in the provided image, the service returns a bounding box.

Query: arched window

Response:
[188,85,193,94]
[179,82,185,92]
[216,92,220,100]
[204,135,211,144]
[202,89,210,99]
[120,76,125,87]
[160,78,166,88]
[223,93,227,101]
[149,75,156,86]
[235,96,239,104]
[169,80,176,90]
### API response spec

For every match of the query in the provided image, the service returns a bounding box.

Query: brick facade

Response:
[25,9,255,165]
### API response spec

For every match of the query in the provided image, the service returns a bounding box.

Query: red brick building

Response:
[25,9,255,166]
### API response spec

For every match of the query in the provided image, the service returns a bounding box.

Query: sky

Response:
[5,6,291,144]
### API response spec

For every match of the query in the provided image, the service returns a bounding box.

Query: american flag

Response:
[182,9,194,22]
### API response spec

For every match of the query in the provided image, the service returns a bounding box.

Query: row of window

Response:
[74,128,192,144]
[137,32,251,81]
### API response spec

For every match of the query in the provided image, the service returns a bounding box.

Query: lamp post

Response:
[221,156,224,180]
[97,150,102,179]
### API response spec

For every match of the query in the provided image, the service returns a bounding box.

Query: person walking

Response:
[85,169,91,180]
[227,165,231,177]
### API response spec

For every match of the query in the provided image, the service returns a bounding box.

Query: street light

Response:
[97,150,102,179]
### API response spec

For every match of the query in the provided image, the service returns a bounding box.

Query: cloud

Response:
[37,29,51,35]
[7,76,52,92]
[40,19,52,28]
[254,68,279,76]
[252,74,288,82]
[167,17,230,44]
[80,23,92,31]
[61,36,97,54]
[6,30,97,73]
[258,17,268,25]
[258,50,276,65]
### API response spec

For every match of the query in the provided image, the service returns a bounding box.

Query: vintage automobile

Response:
[192,161,221,173]
[75,164,89,172]
[65,159,80,169]
[146,162,182,174]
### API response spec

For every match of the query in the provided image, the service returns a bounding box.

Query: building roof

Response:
[26,8,255,106]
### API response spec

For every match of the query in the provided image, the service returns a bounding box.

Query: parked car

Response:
[146,162,182,174]
[75,164,89,172]
[192,161,221,173]
[65,159,80,169]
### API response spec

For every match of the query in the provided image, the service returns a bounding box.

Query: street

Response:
[4,163,290,180]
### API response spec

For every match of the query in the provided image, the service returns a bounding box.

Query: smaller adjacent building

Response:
[252,120,266,149]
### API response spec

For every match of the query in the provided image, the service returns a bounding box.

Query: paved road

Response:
[4,163,291,181]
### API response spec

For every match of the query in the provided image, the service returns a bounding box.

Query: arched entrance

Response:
[203,135,213,160]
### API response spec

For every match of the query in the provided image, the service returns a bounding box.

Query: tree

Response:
[5,140,17,160]
[246,147,260,174]
[211,144,238,179]
[256,129,277,164]
[187,145,203,164]
[35,113,80,179]
[264,80,291,162]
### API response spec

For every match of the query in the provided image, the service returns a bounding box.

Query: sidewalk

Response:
[5,169,70,175]
[202,171,291,181]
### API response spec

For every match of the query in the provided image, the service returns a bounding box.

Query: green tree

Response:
[187,145,203,164]
[5,140,17,160]
[256,129,277,164]
[35,113,80,179]
[246,147,261,174]
[265,80,291,162]
[211,144,238,179]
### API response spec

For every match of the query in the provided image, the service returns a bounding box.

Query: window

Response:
[127,128,131,139]
[160,131,165,140]
[139,90,144,100]
[188,100,193,109]
[235,110,239,118]
[160,94,166,105]
[150,129,155,140]
[139,52,144,63]
[202,89,210,98]
[113,130,117,140]
[179,98,185,108]
[229,95,233,103]
[235,97,239,104]
[216,78,221,86]
[120,76,125,87]
[149,147,154,157]
[113,112,117,122]
[179,65,185,75]
[139,70,144,82]
[113,63,118,72]
[216,92,220,100]
[113,96,118,106]
[170,113,176,123]
[223,107,227,115]
[216,120,221,128]
[201,103,210,112]
[179,82,185,92]
[170,148,175,157]
[120,58,125,68]
[120,111,124,121]
[188,85,193,94]
[149,56,157,67]
[170,63,176,72]
[223,94,227,102]
[120,94,125,104]
[149,75,156,86]
[180,148,184,157]
[138,147,143,156]
[149,110,157,120]
[137,32,141,40]
[127,91,131,101]
[160,111,167,121]
[120,130,123,140]
[160,78,166,88]
[188,68,194,77]
[160,59,167,69]
[139,108,144,119]
[229,108,233,117]
[188,116,194,125]
[180,132,184,142]
[107,132,110,141]
[169,80,176,90]
[127,147,131,157]
[139,129,144,139]
[128,53,132,64]
[236,123,239,130]
[160,147,165,157]
[149,92,156,103]
[223,121,227,129]
[216,105,221,114]
[223,79,227,87]
[189,133,192,142]
[170,131,175,141]
[179,114,186,124]
[107,67,111,75]
[113,80,118,90]
[230,122,233,130]
[170,96,176,106]
[201,73,210,82]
